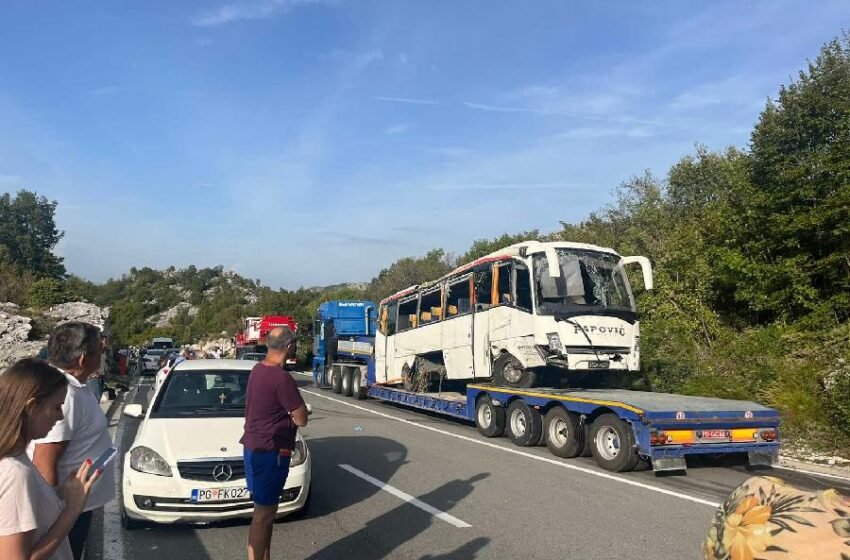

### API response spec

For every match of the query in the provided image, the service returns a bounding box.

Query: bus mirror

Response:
[622,256,654,290]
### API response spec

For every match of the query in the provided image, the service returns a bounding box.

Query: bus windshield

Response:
[532,248,635,317]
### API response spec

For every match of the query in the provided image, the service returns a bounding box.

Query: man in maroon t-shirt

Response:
[241,326,307,560]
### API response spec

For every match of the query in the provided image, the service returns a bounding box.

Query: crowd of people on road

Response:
[0,322,308,560]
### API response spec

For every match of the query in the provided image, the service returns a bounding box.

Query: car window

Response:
[152,369,250,418]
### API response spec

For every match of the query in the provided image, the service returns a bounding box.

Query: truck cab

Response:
[312,300,376,386]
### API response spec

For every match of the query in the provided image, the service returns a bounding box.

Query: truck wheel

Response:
[352,369,366,400]
[341,367,353,397]
[589,414,640,472]
[493,353,539,388]
[331,367,342,394]
[544,407,584,458]
[475,395,505,438]
[506,400,542,447]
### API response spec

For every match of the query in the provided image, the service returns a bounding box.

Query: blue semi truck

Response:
[312,300,780,473]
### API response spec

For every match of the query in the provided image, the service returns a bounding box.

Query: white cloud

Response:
[427,147,470,158]
[375,96,439,106]
[384,123,411,135]
[191,0,326,27]
[552,126,655,139]
[424,181,590,191]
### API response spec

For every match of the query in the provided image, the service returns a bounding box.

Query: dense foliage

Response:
[2,34,849,453]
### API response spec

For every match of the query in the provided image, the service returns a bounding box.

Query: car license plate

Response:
[701,430,730,440]
[587,360,610,369]
[191,487,249,502]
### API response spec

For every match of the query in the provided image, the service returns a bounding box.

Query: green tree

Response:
[746,33,850,322]
[365,249,455,303]
[26,278,69,308]
[0,190,65,278]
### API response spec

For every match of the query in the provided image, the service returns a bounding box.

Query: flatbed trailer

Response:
[324,361,780,473]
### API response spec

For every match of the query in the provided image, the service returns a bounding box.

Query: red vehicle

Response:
[234,316,298,365]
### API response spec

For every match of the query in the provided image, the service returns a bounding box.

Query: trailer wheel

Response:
[589,414,640,472]
[331,367,342,394]
[475,395,505,438]
[544,407,584,458]
[493,353,539,388]
[506,400,543,447]
[341,367,353,397]
[352,369,366,400]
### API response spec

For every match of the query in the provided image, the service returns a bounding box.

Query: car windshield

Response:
[152,369,249,418]
[532,248,635,317]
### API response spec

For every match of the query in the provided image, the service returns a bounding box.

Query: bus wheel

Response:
[506,400,542,447]
[493,354,538,388]
[352,369,366,400]
[544,407,584,458]
[331,367,342,394]
[402,363,416,392]
[475,395,505,437]
[589,413,640,472]
[341,367,353,397]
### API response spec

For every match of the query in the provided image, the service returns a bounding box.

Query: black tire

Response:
[341,367,353,397]
[401,363,415,392]
[506,400,543,447]
[589,413,640,472]
[352,368,366,400]
[544,407,584,458]
[493,353,539,388]
[475,395,505,438]
[331,367,342,394]
[121,509,141,530]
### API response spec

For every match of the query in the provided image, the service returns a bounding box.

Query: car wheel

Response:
[121,509,141,530]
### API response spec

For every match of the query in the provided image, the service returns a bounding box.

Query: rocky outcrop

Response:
[198,337,236,358]
[46,302,110,332]
[148,302,199,328]
[1,302,111,370]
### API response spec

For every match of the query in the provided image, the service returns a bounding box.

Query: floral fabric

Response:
[705,476,850,560]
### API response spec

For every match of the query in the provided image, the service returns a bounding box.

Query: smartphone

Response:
[88,447,118,480]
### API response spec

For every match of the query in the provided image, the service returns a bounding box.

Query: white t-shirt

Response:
[28,372,115,511]
[0,454,73,560]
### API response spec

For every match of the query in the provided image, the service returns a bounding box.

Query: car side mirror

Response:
[306,403,313,415]
[124,404,145,418]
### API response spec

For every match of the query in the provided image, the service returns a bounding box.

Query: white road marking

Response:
[338,464,471,528]
[774,464,850,482]
[102,387,132,560]
[300,386,721,509]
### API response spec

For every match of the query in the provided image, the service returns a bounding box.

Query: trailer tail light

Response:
[650,430,672,446]
[757,428,777,442]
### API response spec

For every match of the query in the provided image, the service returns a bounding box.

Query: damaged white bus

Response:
[375,241,654,389]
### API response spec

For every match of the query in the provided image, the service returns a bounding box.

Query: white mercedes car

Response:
[121,360,311,527]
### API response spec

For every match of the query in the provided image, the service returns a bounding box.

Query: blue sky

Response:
[0,1,847,289]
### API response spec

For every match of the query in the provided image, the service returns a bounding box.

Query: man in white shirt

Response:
[29,321,116,560]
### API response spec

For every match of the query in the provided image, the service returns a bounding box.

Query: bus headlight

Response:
[546,333,563,352]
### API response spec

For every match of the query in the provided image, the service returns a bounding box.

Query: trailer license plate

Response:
[191,487,249,503]
[588,360,610,369]
[701,430,730,440]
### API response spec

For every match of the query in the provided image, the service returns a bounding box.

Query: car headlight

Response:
[290,440,308,467]
[129,446,173,477]
[546,332,563,352]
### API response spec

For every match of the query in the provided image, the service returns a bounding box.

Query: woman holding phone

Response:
[0,358,101,560]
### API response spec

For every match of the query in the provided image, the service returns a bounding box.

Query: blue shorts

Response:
[243,449,291,506]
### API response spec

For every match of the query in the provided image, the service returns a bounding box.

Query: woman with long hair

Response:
[0,358,100,560]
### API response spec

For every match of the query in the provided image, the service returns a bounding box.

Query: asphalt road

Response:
[84,372,850,560]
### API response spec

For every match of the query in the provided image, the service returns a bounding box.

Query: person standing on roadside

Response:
[241,326,308,560]
[29,322,116,560]
[0,358,101,560]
